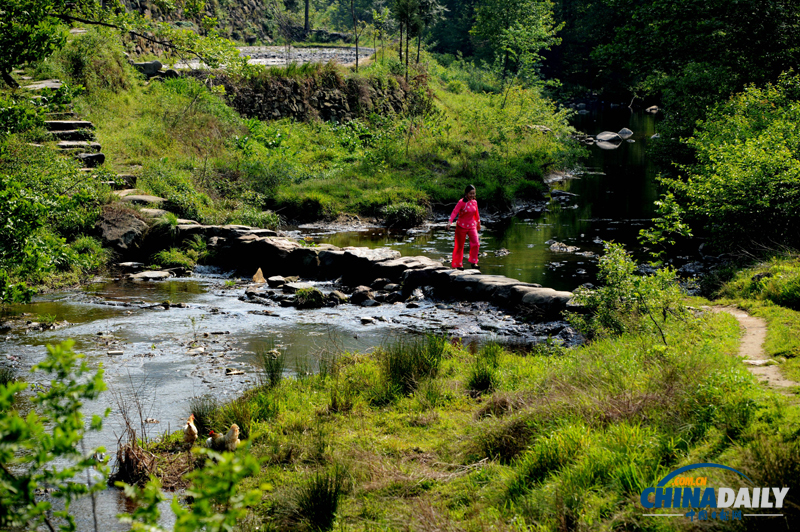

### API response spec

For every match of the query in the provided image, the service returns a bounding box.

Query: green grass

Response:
[67,39,578,224]
[141,306,800,531]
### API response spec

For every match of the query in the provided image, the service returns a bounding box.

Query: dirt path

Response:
[712,306,798,394]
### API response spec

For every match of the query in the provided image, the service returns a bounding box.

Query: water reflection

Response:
[310,109,659,292]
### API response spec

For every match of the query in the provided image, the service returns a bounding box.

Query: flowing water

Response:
[0,106,659,530]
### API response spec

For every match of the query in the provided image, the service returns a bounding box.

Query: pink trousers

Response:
[452,226,479,268]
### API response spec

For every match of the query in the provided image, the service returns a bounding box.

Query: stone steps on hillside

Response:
[57,140,102,152]
[45,120,94,131]
[51,129,96,141]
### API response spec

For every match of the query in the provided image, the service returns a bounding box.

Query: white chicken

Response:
[183,414,198,446]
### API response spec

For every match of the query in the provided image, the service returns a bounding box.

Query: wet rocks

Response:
[129,271,173,281]
[96,206,148,253]
[349,286,374,305]
[597,131,622,142]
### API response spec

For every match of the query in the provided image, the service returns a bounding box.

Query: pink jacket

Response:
[449,199,480,229]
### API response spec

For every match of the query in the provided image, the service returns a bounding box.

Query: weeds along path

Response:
[712,306,798,395]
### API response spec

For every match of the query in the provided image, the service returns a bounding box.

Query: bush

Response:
[383,202,428,228]
[34,28,138,93]
[567,242,687,340]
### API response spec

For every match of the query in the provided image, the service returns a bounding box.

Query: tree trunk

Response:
[399,23,403,62]
[1,70,19,89]
[304,0,310,33]
[352,0,359,72]
[416,32,421,63]
[405,32,409,81]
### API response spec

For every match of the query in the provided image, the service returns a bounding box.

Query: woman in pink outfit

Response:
[446,185,481,269]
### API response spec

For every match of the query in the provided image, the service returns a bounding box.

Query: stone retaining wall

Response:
[184,227,574,320]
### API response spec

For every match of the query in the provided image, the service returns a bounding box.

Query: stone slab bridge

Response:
[177,224,575,321]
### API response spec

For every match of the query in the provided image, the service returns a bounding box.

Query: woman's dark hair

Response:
[463,184,476,201]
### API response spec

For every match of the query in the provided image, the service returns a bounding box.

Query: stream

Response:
[0,106,661,530]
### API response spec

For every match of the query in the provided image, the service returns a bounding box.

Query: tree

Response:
[415,0,446,63]
[661,73,800,251]
[0,0,244,88]
[471,0,562,78]
[0,0,67,87]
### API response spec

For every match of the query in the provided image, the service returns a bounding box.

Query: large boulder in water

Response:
[617,128,633,139]
[596,131,622,142]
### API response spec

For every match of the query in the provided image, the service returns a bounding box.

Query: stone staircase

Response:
[16,76,138,189]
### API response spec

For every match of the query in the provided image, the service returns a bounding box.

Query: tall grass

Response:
[189,395,219,438]
[256,346,286,389]
[276,464,348,532]
[376,334,447,396]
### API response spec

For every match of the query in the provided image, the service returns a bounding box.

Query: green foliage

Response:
[719,255,800,310]
[139,162,212,221]
[471,0,563,79]
[295,287,325,309]
[664,73,800,251]
[216,397,253,440]
[567,242,687,340]
[383,201,427,228]
[151,248,197,269]
[0,340,108,531]
[466,342,503,394]
[0,95,45,136]
[256,347,286,389]
[35,28,138,93]
[189,395,220,438]
[0,0,67,86]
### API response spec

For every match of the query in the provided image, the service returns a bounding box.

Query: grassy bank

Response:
[62,30,578,223]
[143,308,798,531]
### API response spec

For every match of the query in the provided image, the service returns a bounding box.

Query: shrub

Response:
[446,80,466,94]
[34,28,138,93]
[567,242,687,340]
[295,287,325,309]
[665,72,800,251]
[383,202,427,228]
